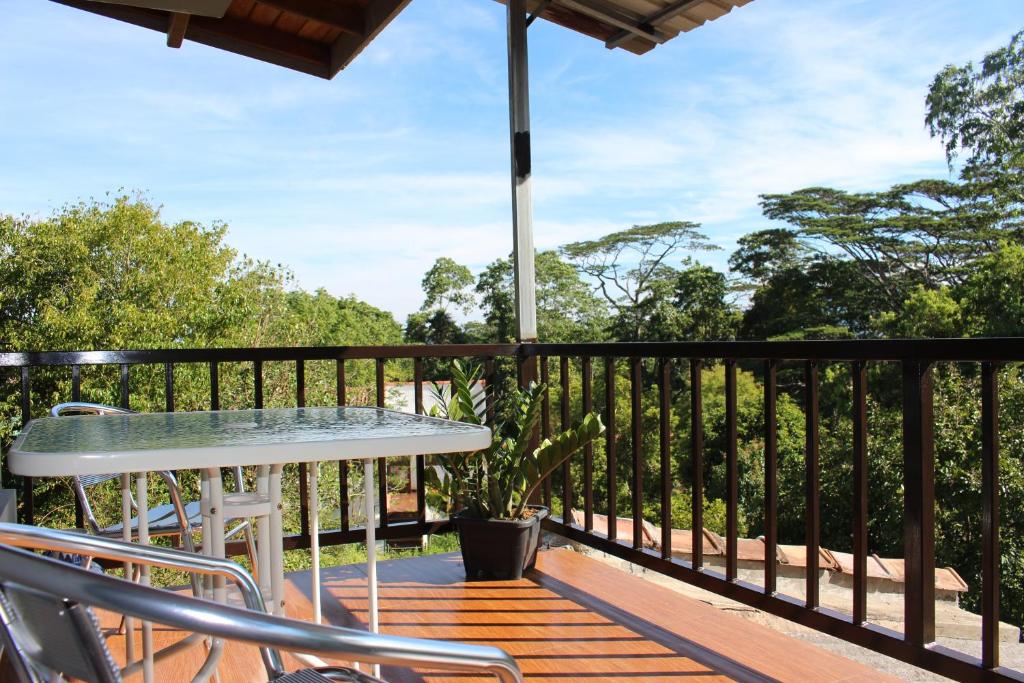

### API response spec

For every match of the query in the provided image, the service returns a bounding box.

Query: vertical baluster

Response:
[852,360,868,623]
[414,358,426,526]
[164,363,174,413]
[764,360,778,594]
[296,366,307,540]
[72,364,84,528]
[659,358,672,560]
[582,356,594,532]
[690,359,703,569]
[71,365,81,402]
[605,357,617,541]
[630,357,643,551]
[540,357,552,507]
[725,360,738,581]
[485,357,496,425]
[20,367,33,525]
[560,356,572,526]
[337,359,348,533]
[254,360,264,409]
[296,359,310,540]
[376,358,388,528]
[119,363,130,410]
[981,362,1000,669]
[209,361,219,410]
[902,359,935,646]
[805,360,820,607]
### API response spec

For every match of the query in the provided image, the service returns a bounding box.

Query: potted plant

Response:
[426,361,604,580]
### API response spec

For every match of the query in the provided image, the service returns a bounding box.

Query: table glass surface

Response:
[16,407,485,455]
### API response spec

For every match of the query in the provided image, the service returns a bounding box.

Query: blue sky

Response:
[1,0,1021,320]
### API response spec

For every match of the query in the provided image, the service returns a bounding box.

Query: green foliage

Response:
[926,29,1024,175]
[425,361,604,520]
[420,257,475,314]
[561,222,717,341]
[473,251,605,343]
[873,286,963,338]
[960,242,1024,336]
[645,493,735,538]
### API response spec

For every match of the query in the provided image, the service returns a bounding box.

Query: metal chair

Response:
[50,403,264,579]
[0,523,522,683]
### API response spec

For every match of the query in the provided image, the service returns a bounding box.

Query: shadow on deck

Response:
[103,548,896,682]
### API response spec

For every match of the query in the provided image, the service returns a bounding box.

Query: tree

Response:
[728,228,806,287]
[0,193,273,352]
[420,257,475,315]
[760,180,1007,309]
[561,223,717,341]
[926,29,1024,177]
[960,242,1024,337]
[474,251,606,343]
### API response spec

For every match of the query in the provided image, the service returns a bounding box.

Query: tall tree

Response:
[474,251,606,343]
[420,257,475,315]
[561,222,716,341]
[926,29,1024,177]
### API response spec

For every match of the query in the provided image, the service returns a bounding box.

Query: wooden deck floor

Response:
[101,548,897,682]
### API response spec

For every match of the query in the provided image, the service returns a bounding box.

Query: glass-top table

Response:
[9,406,491,680]
[10,406,490,475]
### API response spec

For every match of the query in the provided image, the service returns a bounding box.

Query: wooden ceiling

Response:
[52,0,753,79]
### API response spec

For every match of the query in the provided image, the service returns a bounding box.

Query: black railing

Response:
[2,339,1023,682]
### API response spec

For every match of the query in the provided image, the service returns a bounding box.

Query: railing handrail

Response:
[0,343,521,367]
[3,337,1024,367]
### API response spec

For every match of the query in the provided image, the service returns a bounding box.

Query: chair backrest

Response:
[0,552,121,682]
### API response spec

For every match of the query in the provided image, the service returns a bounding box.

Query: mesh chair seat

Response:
[97,500,203,537]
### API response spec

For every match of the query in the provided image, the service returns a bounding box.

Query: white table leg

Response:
[363,458,380,679]
[120,474,136,665]
[195,469,226,683]
[137,471,154,683]
[309,461,321,624]
[257,465,272,610]
[200,471,212,599]
[206,468,226,603]
[269,464,285,617]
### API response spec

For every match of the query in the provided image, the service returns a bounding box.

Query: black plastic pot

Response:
[454,506,550,580]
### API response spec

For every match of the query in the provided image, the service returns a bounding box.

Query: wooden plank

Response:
[257,0,363,34]
[328,0,411,76]
[166,12,189,48]
[94,549,905,683]
[51,0,331,78]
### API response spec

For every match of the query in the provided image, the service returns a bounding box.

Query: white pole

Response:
[508,0,538,343]
[363,458,381,679]
[137,472,154,683]
[309,461,322,623]
[121,474,136,664]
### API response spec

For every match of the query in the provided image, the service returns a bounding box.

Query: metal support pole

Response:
[507,0,537,343]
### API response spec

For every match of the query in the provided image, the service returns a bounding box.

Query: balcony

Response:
[2,340,1023,681]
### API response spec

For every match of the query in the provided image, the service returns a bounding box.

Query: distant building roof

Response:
[572,511,969,593]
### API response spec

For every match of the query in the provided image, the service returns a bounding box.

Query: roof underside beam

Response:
[257,0,364,35]
[555,0,669,45]
[51,0,332,78]
[329,0,411,77]
[604,0,707,49]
